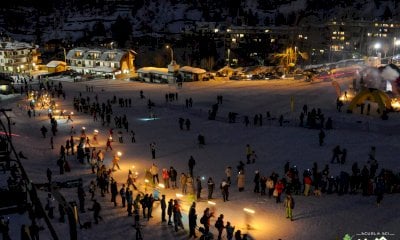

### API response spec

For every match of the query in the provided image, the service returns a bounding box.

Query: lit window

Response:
[239,34,244,38]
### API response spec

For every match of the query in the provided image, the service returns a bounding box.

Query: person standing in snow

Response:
[150,163,159,184]
[237,171,245,192]
[318,129,325,146]
[253,171,260,193]
[88,199,102,224]
[150,142,156,159]
[188,202,197,238]
[284,194,295,221]
[188,156,196,177]
[207,177,215,199]
[167,199,173,225]
[225,166,232,184]
[196,176,202,199]
[245,144,252,163]
[180,173,187,194]
[221,179,230,201]
[160,195,167,222]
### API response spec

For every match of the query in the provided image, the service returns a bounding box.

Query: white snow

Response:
[1,74,400,240]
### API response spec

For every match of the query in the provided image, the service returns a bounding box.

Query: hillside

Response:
[0,0,398,44]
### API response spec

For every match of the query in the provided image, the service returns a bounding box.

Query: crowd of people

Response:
[5,77,400,240]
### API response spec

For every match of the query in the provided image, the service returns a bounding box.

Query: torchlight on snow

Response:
[176,193,183,198]
[137,117,160,121]
[243,208,255,214]
[207,201,216,205]
[158,183,165,188]
[391,99,400,109]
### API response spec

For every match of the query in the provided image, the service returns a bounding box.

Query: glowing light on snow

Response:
[137,117,160,121]
[243,208,255,214]
[391,98,400,109]
[158,183,165,188]
[207,201,216,205]
[176,193,183,198]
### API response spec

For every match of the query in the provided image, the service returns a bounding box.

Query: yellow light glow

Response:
[391,99,400,109]
[94,129,98,133]
[145,179,149,183]
[243,208,255,214]
[117,152,122,156]
[176,193,183,198]
[158,183,165,188]
[207,201,216,205]
[82,127,86,130]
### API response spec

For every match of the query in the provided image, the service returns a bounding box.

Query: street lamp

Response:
[374,42,381,57]
[166,45,174,64]
[393,38,400,57]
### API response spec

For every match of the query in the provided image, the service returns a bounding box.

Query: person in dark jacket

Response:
[167,199,173,225]
[253,171,260,193]
[196,176,202,199]
[88,200,102,224]
[188,202,197,238]
[77,185,86,213]
[110,179,118,207]
[160,195,167,222]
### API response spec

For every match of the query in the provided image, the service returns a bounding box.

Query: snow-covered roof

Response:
[46,61,66,68]
[66,48,127,62]
[0,41,35,50]
[137,67,169,75]
[179,66,206,74]
[100,50,125,62]
[66,48,89,59]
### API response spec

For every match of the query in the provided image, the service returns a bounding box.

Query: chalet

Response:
[66,48,135,78]
[0,40,41,74]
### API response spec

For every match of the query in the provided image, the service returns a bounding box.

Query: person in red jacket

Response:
[304,175,313,196]
[274,180,285,203]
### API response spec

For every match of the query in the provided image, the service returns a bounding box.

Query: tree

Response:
[111,16,132,47]
[272,47,309,74]
[200,56,215,71]
[92,21,106,36]
[382,6,392,21]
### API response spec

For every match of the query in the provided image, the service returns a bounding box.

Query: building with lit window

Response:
[66,47,135,77]
[0,40,41,74]
[327,20,400,60]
